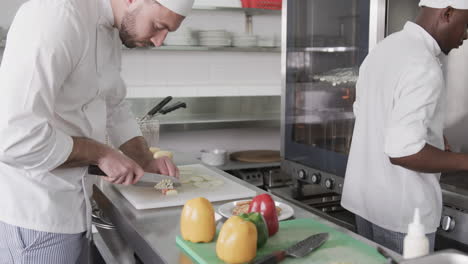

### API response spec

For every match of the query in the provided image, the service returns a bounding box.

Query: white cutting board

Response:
[114,164,257,210]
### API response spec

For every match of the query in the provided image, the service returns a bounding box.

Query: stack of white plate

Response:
[164,29,197,46]
[232,34,258,47]
[199,30,231,47]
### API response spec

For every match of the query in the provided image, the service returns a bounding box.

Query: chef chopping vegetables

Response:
[0,0,194,262]
[342,0,468,255]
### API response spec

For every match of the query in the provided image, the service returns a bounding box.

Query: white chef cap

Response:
[419,0,468,9]
[158,0,195,16]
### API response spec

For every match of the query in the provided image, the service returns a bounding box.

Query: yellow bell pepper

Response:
[180,197,216,243]
[216,216,257,264]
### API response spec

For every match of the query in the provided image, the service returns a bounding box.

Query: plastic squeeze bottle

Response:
[403,208,430,259]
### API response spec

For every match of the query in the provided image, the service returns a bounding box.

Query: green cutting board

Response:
[176,218,386,264]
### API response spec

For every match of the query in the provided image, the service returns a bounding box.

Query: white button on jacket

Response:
[0,0,141,234]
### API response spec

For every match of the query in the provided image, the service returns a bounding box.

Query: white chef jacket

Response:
[0,0,141,234]
[341,22,445,233]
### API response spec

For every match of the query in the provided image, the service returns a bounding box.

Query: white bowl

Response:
[201,149,227,166]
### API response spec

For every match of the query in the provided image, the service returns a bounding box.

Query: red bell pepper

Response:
[248,193,279,236]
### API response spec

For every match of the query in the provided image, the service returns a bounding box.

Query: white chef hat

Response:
[419,0,468,9]
[158,0,195,16]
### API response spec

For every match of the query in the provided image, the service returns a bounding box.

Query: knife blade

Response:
[88,165,181,186]
[286,232,329,257]
[251,232,329,264]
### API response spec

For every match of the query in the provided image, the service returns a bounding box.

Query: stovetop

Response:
[440,172,468,210]
[441,172,468,191]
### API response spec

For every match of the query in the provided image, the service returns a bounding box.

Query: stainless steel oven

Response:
[279,0,468,252]
[281,0,370,197]
[279,0,372,229]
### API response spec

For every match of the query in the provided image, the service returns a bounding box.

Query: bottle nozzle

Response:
[408,208,425,236]
[414,208,421,224]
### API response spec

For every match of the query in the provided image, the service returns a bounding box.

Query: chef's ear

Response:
[441,6,455,23]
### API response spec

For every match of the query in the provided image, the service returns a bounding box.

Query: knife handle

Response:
[251,251,286,264]
[88,165,107,176]
[159,102,187,115]
[148,96,172,116]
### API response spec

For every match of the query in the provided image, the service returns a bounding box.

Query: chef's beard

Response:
[119,7,150,48]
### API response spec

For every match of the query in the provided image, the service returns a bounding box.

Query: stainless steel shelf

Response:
[295,47,357,53]
[158,113,280,131]
[123,46,280,52]
[193,6,281,15]
[158,113,279,125]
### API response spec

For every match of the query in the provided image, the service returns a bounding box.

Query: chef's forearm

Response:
[59,137,110,168]
[119,136,153,168]
[389,143,468,173]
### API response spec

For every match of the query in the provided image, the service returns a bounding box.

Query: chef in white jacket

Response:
[0,0,194,263]
[341,0,468,254]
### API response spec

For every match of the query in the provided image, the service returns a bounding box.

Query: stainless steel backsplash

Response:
[126,96,281,120]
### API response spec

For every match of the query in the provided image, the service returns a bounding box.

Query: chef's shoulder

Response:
[376,33,442,79]
[12,0,90,58]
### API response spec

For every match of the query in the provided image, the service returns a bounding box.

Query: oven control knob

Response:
[311,173,321,184]
[325,179,335,190]
[298,170,307,180]
[441,216,455,232]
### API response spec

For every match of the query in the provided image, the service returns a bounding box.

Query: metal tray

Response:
[401,250,468,264]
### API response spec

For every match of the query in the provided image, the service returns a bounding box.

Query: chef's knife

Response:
[88,165,181,186]
[251,232,329,264]
[140,96,173,121]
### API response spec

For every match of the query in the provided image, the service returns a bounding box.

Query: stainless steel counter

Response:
[93,153,401,263]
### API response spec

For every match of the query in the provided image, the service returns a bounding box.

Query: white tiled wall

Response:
[123,50,281,97]
[123,10,282,98]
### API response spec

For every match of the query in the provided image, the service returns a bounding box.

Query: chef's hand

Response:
[444,135,452,152]
[144,156,180,179]
[97,148,145,185]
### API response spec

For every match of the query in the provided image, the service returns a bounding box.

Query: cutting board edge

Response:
[176,236,213,264]
[114,163,259,210]
[119,189,258,210]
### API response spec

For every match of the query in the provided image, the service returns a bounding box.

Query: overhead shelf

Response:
[157,113,280,131]
[157,113,279,125]
[124,46,280,53]
[295,47,357,53]
[193,6,281,15]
